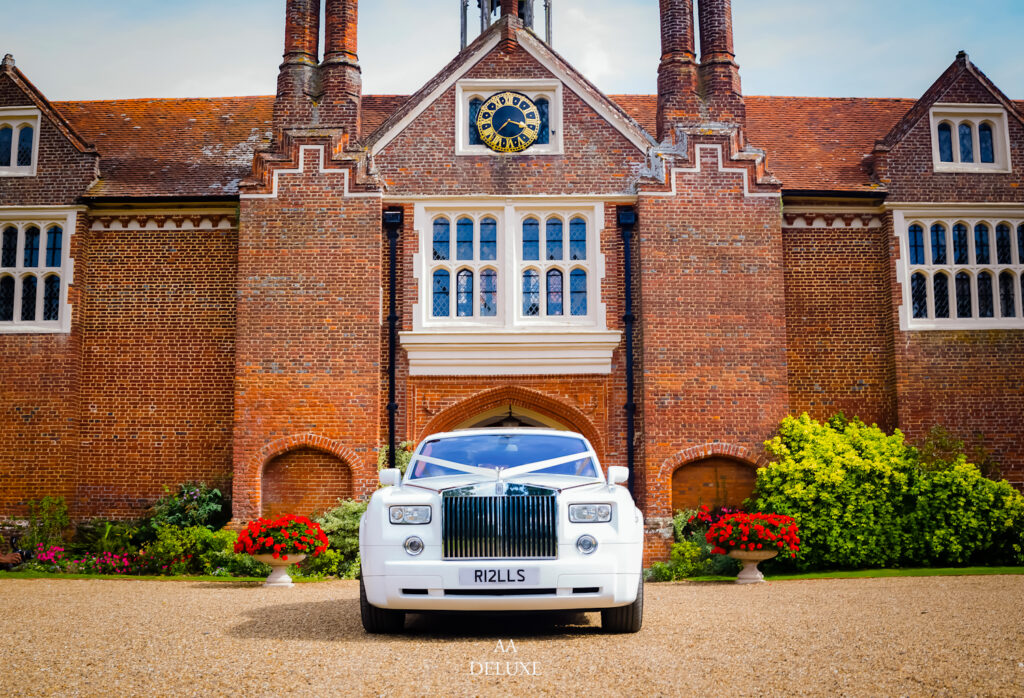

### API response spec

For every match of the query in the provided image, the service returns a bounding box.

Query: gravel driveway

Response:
[1,576,1022,696]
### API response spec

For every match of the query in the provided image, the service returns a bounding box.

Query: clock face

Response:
[475,91,542,153]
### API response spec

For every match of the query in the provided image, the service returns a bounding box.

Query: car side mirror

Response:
[607,466,628,486]
[379,469,401,487]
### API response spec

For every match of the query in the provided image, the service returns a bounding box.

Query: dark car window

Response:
[409,433,596,479]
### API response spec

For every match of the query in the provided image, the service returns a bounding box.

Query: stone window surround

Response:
[929,104,1011,174]
[455,78,564,157]
[0,107,41,177]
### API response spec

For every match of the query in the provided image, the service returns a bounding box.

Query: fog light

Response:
[404,536,424,556]
[576,534,598,555]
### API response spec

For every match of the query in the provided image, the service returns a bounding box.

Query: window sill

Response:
[399,329,622,376]
[932,163,1011,174]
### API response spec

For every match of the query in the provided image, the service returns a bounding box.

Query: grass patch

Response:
[0,570,330,583]
[679,566,1024,582]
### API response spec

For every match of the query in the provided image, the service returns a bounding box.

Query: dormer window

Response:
[930,104,1010,173]
[0,107,40,176]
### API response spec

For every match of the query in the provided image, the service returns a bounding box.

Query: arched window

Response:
[908,224,924,265]
[0,126,11,167]
[953,223,969,264]
[16,126,33,167]
[979,123,994,164]
[1,226,15,267]
[937,123,953,162]
[456,217,474,260]
[955,272,972,318]
[0,275,12,321]
[468,98,483,146]
[569,218,586,260]
[958,123,974,162]
[996,224,1011,264]
[432,218,450,261]
[974,223,990,264]
[23,226,39,267]
[1019,224,1024,263]
[546,269,563,315]
[522,218,539,260]
[46,226,63,267]
[431,269,450,317]
[933,273,950,319]
[479,217,497,260]
[43,276,60,321]
[930,224,947,264]
[911,272,928,319]
[456,269,473,317]
[569,269,587,316]
[21,275,37,321]
[535,98,550,145]
[545,218,563,260]
[479,269,497,316]
[522,269,540,316]
[977,271,994,318]
[999,271,1016,318]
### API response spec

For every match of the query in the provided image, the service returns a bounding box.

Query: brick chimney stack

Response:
[697,0,744,123]
[656,0,700,141]
[273,0,321,130]
[500,0,519,17]
[320,0,362,136]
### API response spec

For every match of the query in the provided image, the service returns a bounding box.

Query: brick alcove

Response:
[261,447,353,518]
[670,457,757,512]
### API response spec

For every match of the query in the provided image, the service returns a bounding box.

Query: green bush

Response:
[21,497,70,549]
[377,441,415,475]
[139,525,238,575]
[314,499,367,560]
[754,413,1024,571]
[70,519,138,555]
[149,481,229,531]
[646,509,741,581]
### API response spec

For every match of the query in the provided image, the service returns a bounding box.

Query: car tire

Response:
[601,575,643,633]
[360,577,405,634]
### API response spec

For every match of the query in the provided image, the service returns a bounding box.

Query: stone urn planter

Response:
[252,553,306,588]
[727,549,778,584]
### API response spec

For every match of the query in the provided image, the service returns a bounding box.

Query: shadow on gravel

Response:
[228,600,601,642]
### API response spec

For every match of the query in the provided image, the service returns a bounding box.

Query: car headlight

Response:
[389,505,432,524]
[568,503,613,523]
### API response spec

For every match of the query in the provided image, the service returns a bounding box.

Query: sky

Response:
[2,0,1023,102]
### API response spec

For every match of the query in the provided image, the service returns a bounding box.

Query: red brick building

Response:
[2,0,1022,560]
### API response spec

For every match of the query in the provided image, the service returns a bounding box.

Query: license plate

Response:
[458,567,539,586]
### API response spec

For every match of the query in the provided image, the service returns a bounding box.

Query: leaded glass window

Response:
[937,123,953,162]
[996,224,1011,265]
[522,269,540,316]
[457,269,473,317]
[956,272,972,318]
[908,224,924,265]
[978,271,994,317]
[432,269,450,317]
[433,218,450,261]
[933,273,950,319]
[1,227,15,267]
[46,227,63,267]
[953,224,969,264]
[480,217,497,260]
[479,269,497,316]
[569,269,587,316]
[536,98,549,145]
[546,269,563,315]
[43,276,60,321]
[545,219,562,260]
[0,127,11,167]
[975,224,990,264]
[911,272,927,319]
[1020,224,1024,263]
[457,218,474,260]
[999,271,1016,318]
[0,276,12,321]
[979,123,994,164]
[958,123,974,162]
[468,98,483,146]
[522,218,539,260]
[21,275,36,321]
[23,227,39,267]
[931,224,947,265]
[569,218,586,261]
[16,126,33,167]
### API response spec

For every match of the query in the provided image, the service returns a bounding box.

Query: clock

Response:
[475,91,542,153]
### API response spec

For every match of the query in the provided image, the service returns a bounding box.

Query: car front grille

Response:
[441,494,557,560]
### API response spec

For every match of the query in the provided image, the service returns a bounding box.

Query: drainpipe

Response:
[618,207,637,497]
[383,208,404,470]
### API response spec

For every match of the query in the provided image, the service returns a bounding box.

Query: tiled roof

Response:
[51,93,1023,198]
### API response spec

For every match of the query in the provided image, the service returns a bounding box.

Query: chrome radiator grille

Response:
[442,495,557,560]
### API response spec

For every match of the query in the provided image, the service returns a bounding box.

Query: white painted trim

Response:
[885,202,1024,215]
[369,33,503,158]
[239,145,382,200]
[399,330,622,375]
[640,144,781,199]
[384,194,638,203]
[455,78,563,156]
[929,104,1012,174]
[0,107,41,177]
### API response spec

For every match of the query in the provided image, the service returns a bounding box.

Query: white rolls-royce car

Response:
[359,428,644,633]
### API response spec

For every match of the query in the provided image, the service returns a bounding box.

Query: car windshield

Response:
[408,433,598,480]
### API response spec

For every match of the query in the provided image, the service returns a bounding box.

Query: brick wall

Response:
[670,456,756,511]
[261,447,353,518]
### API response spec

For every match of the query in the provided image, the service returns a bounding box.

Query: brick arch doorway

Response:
[455,404,568,430]
[671,457,757,512]
[261,447,353,518]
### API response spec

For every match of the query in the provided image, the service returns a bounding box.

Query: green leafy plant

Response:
[149,481,229,531]
[377,441,415,475]
[314,499,367,560]
[70,519,138,555]
[21,496,70,549]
